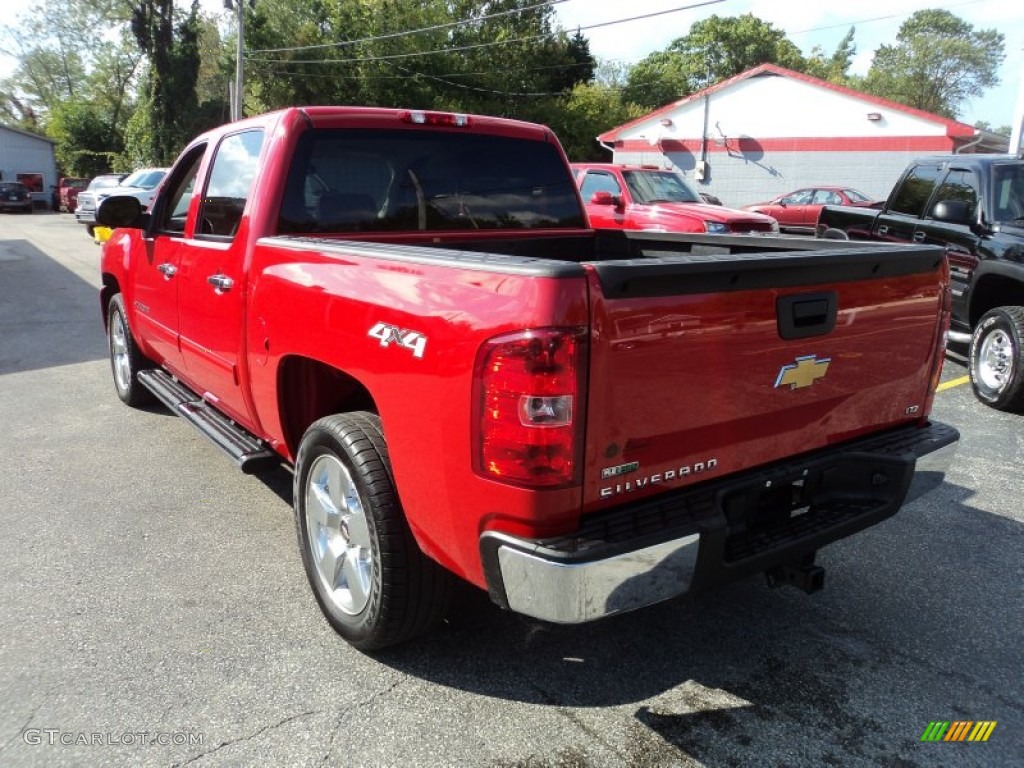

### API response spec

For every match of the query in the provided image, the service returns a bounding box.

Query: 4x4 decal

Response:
[368,322,427,359]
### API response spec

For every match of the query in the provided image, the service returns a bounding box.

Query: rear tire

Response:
[969,306,1024,413]
[294,412,455,650]
[106,294,155,407]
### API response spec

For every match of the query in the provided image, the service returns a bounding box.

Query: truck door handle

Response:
[877,225,889,235]
[157,263,177,278]
[912,231,926,242]
[207,274,234,292]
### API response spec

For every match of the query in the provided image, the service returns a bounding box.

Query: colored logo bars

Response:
[921,721,997,742]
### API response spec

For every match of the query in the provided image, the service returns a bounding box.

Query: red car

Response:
[571,163,778,234]
[743,187,877,233]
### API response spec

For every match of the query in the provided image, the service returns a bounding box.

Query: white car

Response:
[80,167,169,237]
[111,167,169,211]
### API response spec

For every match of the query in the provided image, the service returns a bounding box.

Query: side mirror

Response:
[97,195,146,229]
[931,199,972,225]
[590,190,620,207]
[777,200,788,207]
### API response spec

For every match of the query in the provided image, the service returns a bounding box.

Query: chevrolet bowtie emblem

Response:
[775,355,831,389]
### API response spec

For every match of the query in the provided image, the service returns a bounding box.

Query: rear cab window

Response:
[276,129,584,234]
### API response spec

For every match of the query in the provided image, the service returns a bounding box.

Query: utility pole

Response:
[225,0,246,121]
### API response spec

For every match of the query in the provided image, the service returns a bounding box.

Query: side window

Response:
[992,165,1024,222]
[930,169,980,219]
[889,164,943,216]
[198,130,265,238]
[153,145,206,235]
[782,189,813,205]
[580,171,621,201]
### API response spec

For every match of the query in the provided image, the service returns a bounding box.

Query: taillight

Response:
[473,328,587,488]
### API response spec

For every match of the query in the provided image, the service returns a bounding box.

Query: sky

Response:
[1,0,1021,131]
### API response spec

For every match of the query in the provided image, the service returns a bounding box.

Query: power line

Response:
[258,59,590,82]
[248,0,568,55]
[246,0,725,65]
[787,0,986,37]
[392,65,562,97]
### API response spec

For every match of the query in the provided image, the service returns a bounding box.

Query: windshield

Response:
[991,163,1024,223]
[621,170,702,204]
[278,128,584,233]
[843,188,871,203]
[63,179,89,189]
[90,176,124,190]
[120,169,166,189]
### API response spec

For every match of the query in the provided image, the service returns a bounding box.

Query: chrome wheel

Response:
[977,328,1013,392]
[304,454,374,616]
[110,309,132,395]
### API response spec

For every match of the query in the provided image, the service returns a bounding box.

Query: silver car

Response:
[75,174,128,234]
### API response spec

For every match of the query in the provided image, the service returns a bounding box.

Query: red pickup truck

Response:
[572,162,779,234]
[58,176,89,213]
[97,107,957,650]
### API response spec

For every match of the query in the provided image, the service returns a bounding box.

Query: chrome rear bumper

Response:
[481,421,958,624]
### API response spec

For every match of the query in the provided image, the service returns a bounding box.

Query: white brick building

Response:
[597,64,1008,208]
[0,125,58,209]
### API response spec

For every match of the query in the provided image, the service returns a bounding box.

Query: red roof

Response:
[597,63,976,142]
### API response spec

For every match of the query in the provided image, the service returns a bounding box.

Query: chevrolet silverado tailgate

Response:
[581,241,947,510]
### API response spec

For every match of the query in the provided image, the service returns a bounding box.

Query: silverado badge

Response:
[775,355,830,389]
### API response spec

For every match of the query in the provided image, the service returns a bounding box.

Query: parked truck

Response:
[58,176,89,213]
[817,154,1024,412]
[97,107,957,650]
[571,162,779,234]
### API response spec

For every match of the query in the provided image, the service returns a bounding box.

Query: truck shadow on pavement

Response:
[0,239,106,374]
[370,480,1021,765]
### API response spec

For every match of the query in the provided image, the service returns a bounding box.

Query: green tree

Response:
[48,99,124,174]
[0,0,101,129]
[623,14,805,110]
[544,81,644,161]
[243,0,594,121]
[803,27,856,84]
[974,121,1012,137]
[129,0,194,163]
[862,9,1004,119]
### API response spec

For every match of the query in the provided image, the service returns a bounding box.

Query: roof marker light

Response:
[400,110,471,127]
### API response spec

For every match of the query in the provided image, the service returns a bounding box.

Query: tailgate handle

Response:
[777,291,837,339]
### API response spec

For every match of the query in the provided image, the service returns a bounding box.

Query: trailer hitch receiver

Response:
[765,553,825,594]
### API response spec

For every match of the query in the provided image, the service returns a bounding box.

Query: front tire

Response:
[294,412,455,650]
[969,306,1024,413]
[107,294,154,406]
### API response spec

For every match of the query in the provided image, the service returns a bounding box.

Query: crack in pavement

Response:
[1,694,48,752]
[171,709,317,767]
[319,678,404,767]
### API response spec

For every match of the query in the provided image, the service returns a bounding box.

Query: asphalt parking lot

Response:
[1,212,1021,767]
